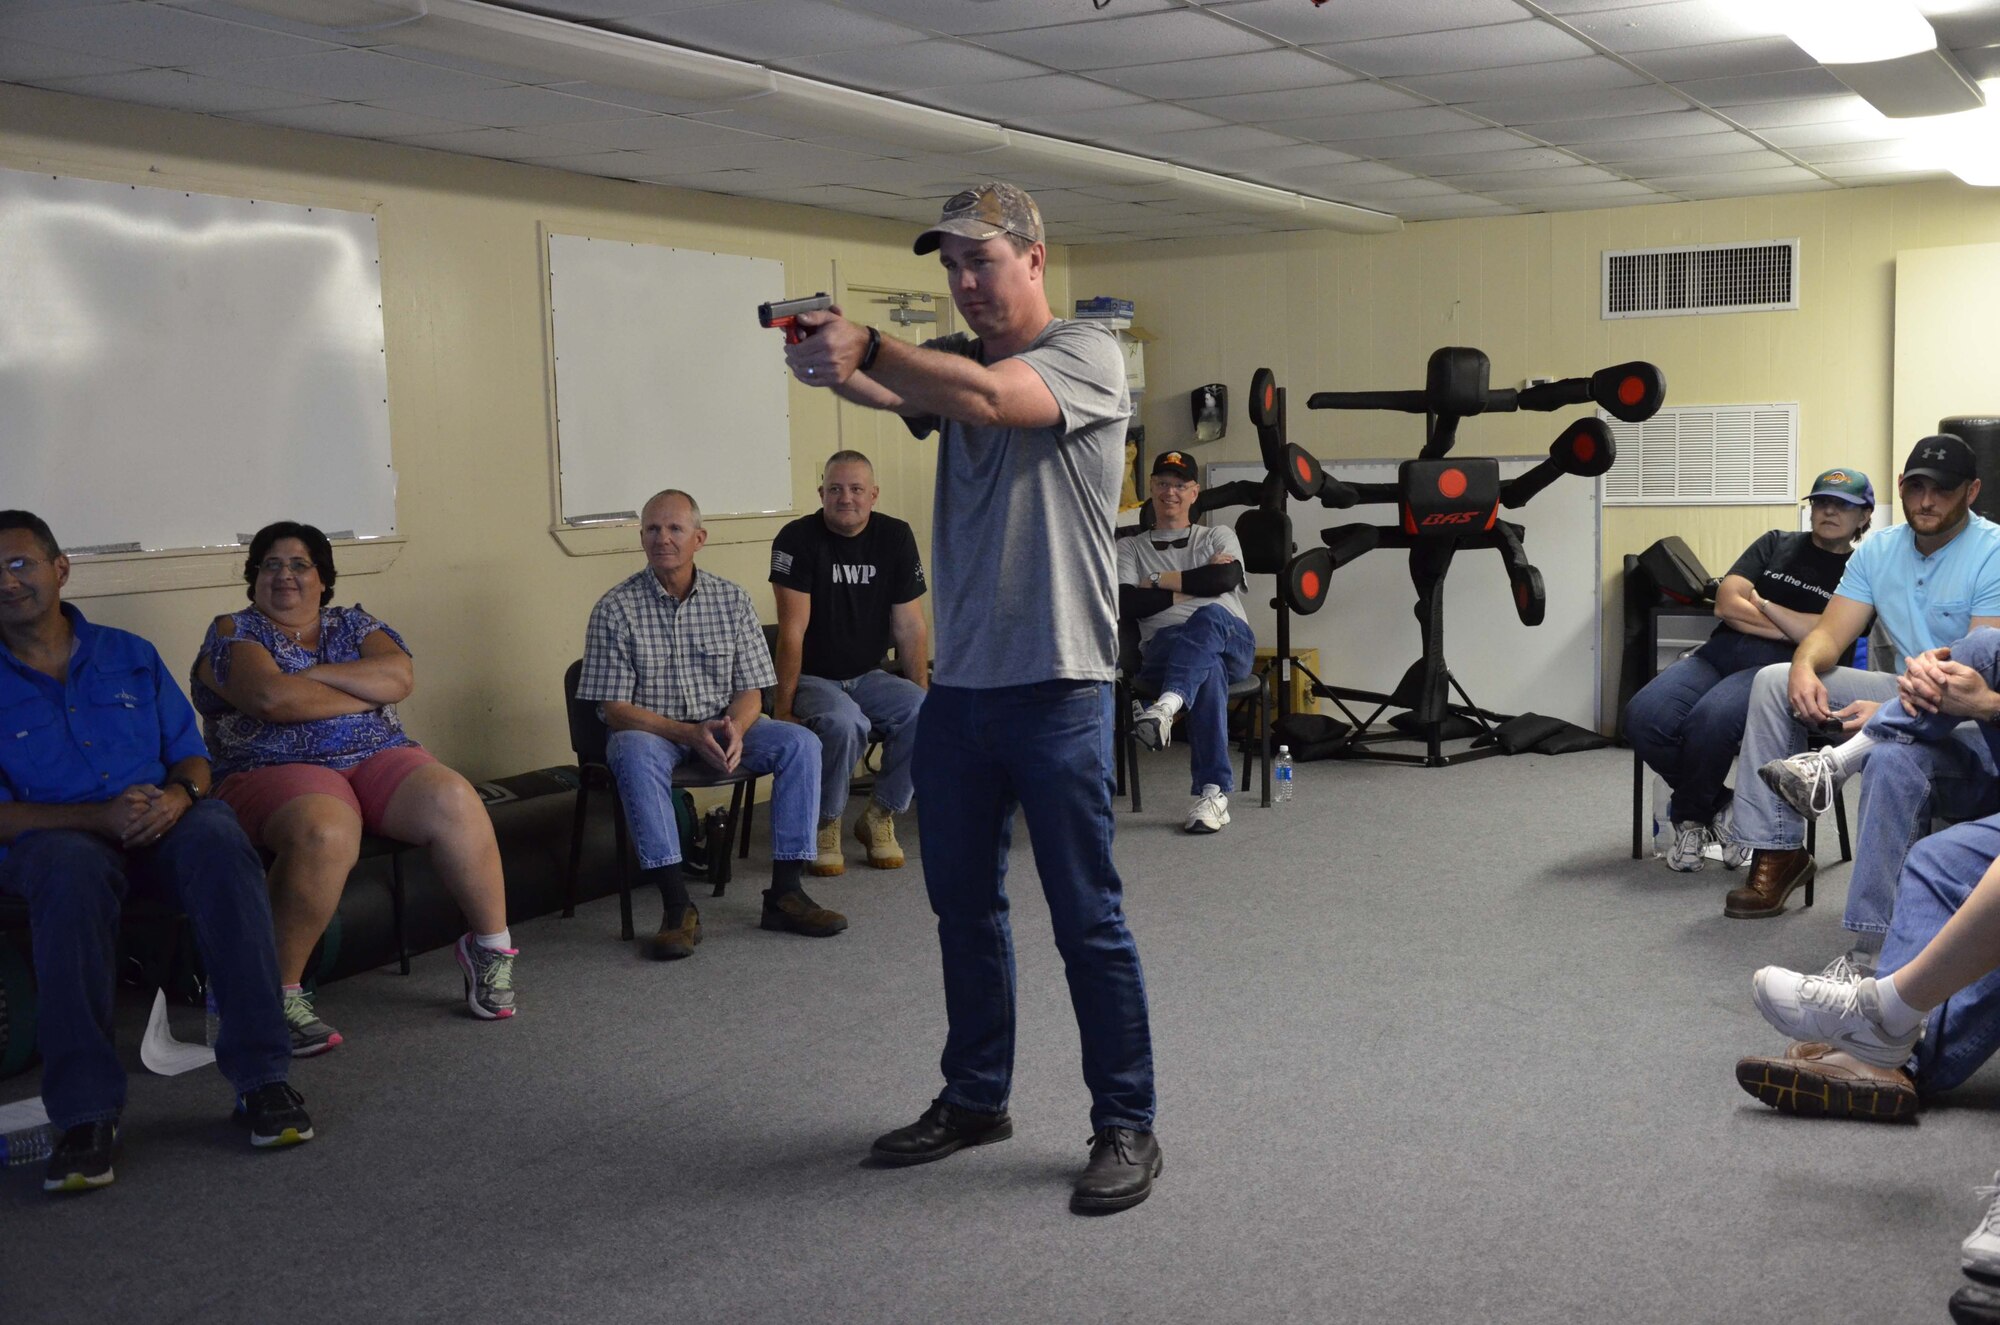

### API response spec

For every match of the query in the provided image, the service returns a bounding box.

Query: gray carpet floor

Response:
[4,745,1998,1324]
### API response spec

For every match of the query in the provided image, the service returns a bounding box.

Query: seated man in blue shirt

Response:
[0,510,311,1193]
[1725,436,2000,955]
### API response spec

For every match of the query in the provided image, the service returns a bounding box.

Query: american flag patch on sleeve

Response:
[771,550,794,577]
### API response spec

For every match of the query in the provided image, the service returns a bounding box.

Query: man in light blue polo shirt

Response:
[1725,436,2000,950]
[0,510,312,1194]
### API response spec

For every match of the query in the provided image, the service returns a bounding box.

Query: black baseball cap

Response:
[1904,433,1978,487]
[1151,450,1199,482]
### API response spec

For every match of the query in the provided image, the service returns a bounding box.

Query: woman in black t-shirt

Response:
[1628,468,1875,873]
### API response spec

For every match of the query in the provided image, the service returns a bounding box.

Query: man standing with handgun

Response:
[779,181,1161,1214]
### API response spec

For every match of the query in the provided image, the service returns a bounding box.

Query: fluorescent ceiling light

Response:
[1742,0,1936,66]
[1902,80,2000,184]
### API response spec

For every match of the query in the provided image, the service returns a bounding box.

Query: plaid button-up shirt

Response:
[578,567,775,722]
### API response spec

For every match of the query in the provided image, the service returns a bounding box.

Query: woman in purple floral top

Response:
[191,522,518,1053]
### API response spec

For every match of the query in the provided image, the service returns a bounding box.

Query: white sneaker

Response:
[1749,969,1923,1069]
[1817,951,1871,985]
[1665,821,1709,872]
[1133,701,1174,751]
[1758,747,1843,818]
[1711,811,1750,870]
[1963,1173,2000,1276]
[1184,785,1229,834]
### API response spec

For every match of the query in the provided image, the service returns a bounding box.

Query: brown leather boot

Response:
[1735,1041,1918,1121]
[645,904,702,961]
[1724,847,1814,918]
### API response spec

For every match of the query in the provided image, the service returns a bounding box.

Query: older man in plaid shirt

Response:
[579,489,846,960]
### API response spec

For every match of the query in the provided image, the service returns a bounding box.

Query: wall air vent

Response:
[1599,403,1798,506]
[1603,240,1799,319]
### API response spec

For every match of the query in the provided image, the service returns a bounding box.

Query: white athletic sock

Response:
[1154,691,1185,717]
[1874,972,1928,1037]
[1829,732,1876,774]
[475,928,514,952]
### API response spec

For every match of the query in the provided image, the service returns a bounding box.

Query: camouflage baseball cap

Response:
[913,181,1044,256]
[1805,467,1874,507]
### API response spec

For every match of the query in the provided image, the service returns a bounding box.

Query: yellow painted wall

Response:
[0,83,1070,779]
[1072,181,2000,722]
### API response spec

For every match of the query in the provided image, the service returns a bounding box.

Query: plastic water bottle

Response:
[1275,745,1295,804]
[1,1122,56,1167]
[205,987,220,1048]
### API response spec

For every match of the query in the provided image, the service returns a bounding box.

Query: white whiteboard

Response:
[1208,456,1602,729]
[548,233,793,524]
[0,169,395,552]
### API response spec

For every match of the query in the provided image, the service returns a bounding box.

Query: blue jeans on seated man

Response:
[912,680,1155,1134]
[0,799,292,1130]
[1878,813,2000,1092]
[791,670,925,820]
[1624,628,1796,825]
[1137,604,1258,794]
[605,719,821,868]
[1837,628,2000,937]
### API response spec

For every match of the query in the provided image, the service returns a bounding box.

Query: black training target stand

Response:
[1243,347,1665,767]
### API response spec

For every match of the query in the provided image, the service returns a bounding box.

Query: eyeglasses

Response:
[257,558,316,576]
[0,555,47,579]
[1151,480,1195,494]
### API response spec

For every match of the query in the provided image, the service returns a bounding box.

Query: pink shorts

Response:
[217,746,439,845]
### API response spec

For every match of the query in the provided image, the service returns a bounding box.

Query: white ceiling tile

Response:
[1400,198,1526,219]
[166,1,370,44]
[1427,164,1625,189]
[1721,94,1882,129]
[369,43,576,87]
[1562,1,1769,52]
[626,136,878,184]
[919,74,1145,121]
[1080,182,1189,203]
[836,0,1183,37]
[1638,165,1824,189]
[393,126,605,158]
[525,151,654,180]
[533,113,773,152]
[1533,0,1694,12]
[1672,67,1847,106]
[1758,119,1913,150]
[1817,160,1940,181]
[1332,177,1470,200]
[1933,5,2000,50]
[1222,0,1526,45]
[1597,140,1790,168]
[1180,80,1420,124]
[970,10,1280,72]
[728,183,915,212]
[184,48,515,102]
[1382,147,1583,174]
[0,2,338,68]
[1268,160,1419,187]
[476,0,720,17]
[616,2,929,62]
[1627,37,1815,82]
[1481,180,1663,203]
[239,102,485,139]
[0,37,143,82]
[776,39,1044,91]
[37,67,329,115]
[1788,141,1923,166]
[1531,109,1735,146]
[1342,127,1550,158]
[1265,105,1487,143]
[1099,123,1302,164]
[1088,48,1355,101]
[1314,22,1596,78]
[1012,101,1227,139]
[366,85,641,127]
[533,80,766,118]
[1392,55,1651,103]
[1232,142,1365,178]
[1456,84,1687,123]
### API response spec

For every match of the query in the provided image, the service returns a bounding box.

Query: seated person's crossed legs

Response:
[793,668,923,874]
[1131,603,1257,834]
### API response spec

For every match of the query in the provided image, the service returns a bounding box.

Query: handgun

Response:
[757,292,832,345]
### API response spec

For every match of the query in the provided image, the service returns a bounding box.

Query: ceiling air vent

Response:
[1603,240,1799,319]
[1599,403,1798,506]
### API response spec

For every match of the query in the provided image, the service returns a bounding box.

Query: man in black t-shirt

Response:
[770,450,929,875]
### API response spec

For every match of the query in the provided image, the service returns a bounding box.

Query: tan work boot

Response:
[810,817,846,877]
[854,801,905,869]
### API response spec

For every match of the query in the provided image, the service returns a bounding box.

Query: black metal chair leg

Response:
[1834,785,1852,862]
[1631,749,1644,860]
[738,780,756,860]
[1259,674,1272,808]
[614,795,634,942]
[562,780,590,919]
[389,852,410,975]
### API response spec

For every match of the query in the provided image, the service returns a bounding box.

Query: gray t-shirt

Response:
[905,318,1131,688]
[1116,523,1249,646]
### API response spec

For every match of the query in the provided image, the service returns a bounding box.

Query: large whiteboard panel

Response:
[0,169,394,552]
[1209,457,1602,729]
[548,233,792,523]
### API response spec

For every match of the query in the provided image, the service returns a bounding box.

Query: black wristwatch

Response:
[169,775,205,804]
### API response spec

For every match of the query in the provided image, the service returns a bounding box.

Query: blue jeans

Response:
[1138,605,1258,795]
[792,670,926,818]
[912,681,1155,1133]
[606,719,821,868]
[1879,814,2000,1092]
[1625,629,1796,824]
[0,800,292,1128]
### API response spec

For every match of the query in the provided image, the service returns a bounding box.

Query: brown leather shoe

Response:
[1735,1040,1918,1121]
[760,888,848,937]
[1724,848,1815,918]
[645,905,701,961]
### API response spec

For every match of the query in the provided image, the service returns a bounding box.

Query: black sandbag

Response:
[1272,712,1350,760]
[1388,710,1484,741]
[1490,712,1568,753]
